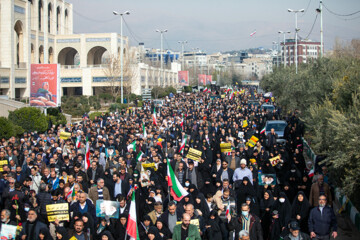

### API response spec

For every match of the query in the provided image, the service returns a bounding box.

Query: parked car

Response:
[265,120,287,144]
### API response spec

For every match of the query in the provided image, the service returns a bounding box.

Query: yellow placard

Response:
[46,203,69,222]
[186,148,202,161]
[220,143,232,153]
[242,120,248,128]
[60,132,71,140]
[142,162,157,171]
[247,135,259,147]
[269,155,281,166]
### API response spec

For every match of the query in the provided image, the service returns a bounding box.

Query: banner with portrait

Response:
[198,74,206,86]
[258,173,276,185]
[0,224,17,240]
[178,71,189,86]
[30,64,60,107]
[96,200,120,219]
[206,75,212,85]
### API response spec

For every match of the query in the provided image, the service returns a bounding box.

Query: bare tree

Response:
[103,51,138,99]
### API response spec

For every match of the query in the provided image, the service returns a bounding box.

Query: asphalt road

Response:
[332,198,360,240]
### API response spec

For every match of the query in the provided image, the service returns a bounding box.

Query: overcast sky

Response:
[67,0,360,53]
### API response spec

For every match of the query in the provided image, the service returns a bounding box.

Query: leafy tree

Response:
[0,117,24,139]
[8,107,47,132]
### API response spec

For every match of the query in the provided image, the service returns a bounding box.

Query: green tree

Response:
[0,117,24,139]
[8,107,47,132]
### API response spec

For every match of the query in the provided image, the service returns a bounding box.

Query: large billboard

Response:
[198,74,206,86]
[30,64,60,107]
[178,71,189,86]
[206,75,212,85]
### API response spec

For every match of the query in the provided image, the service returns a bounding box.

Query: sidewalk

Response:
[333,198,360,240]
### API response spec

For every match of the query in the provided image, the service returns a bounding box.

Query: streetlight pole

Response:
[178,41,187,70]
[156,29,167,87]
[279,31,291,67]
[113,10,130,104]
[192,48,199,88]
[288,8,304,74]
[316,1,323,57]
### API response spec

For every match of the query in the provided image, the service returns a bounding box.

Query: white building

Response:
[0,0,179,99]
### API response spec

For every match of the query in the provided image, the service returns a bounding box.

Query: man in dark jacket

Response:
[308,195,337,239]
[283,221,310,240]
[37,183,52,224]
[19,209,49,240]
[159,201,182,234]
[70,192,97,227]
[227,203,263,240]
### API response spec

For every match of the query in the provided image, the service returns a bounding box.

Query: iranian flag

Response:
[85,137,91,170]
[75,135,81,148]
[260,127,266,134]
[142,123,147,139]
[127,140,136,152]
[152,109,157,126]
[166,158,188,201]
[203,87,208,93]
[226,203,232,216]
[65,185,76,199]
[179,135,187,153]
[180,114,184,127]
[308,165,315,178]
[229,91,234,100]
[126,191,140,240]
[136,151,144,162]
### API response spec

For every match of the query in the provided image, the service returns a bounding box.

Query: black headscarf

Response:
[55,226,70,240]
[272,192,292,228]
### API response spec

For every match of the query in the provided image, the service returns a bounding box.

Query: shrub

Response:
[99,93,113,103]
[183,86,192,93]
[137,100,143,107]
[0,117,24,139]
[89,112,103,120]
[109,103,128,112]
[8,107,47,132]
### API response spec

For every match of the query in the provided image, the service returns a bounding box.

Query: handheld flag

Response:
[142,123,147,139]
[85,137,91,170]
[260,127,266,135]
[166,158,188,201]
[179,135,188,153]
[250,30,257,37]
[136,151,144,163]
[127,140,136,152]
[75,135,81,148]
[126,191,140,240]
[65,185,76,199]
[152,109,157,126]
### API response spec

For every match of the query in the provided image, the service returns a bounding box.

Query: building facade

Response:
[0,0,179,99]
[280,39,321,66]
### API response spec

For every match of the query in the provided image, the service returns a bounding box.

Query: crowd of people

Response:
[0,88,338,240]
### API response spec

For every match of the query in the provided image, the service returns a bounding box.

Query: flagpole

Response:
[125,230,128,240]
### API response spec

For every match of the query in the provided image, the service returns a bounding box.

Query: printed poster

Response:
[206,75,212,85]
[30,64,60,107]
[96,200,120,219]
[46,203,69,222]
[258,173,276,185]
[0,224,17,240]
[198,74,206,86]
[178,71,189,86]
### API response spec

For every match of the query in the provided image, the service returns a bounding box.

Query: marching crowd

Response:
[0,88,337,240]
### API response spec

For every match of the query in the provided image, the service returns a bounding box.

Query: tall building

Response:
[0,0,179,99]
[280,39,321,66]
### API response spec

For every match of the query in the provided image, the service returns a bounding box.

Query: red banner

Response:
[178,71,189,86]
[30,64,60,107]
[198,74,206,86]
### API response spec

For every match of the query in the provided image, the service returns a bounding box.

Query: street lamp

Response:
[279,31,291,67]
[288,8,304,74]
[192,47,199,87]
[113,10,130,104]
[316,0,323,57]
[178,40,187,70]
[156,29,168,87]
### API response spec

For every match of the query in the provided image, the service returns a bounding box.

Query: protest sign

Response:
[247,135,259,147]
[46,203,69,222]
[142,162,157,171]
[96,200,120,219]
[186,148,202,161]
[258,173,276,185]
[0,224,17,240]
[220,143,232,153]
[60,131,71,140]
[269,155,281,166]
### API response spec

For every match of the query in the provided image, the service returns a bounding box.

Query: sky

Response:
[67,0,360,54]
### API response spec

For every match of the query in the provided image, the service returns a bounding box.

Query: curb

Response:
[335,188,360,232]
[302,137,360,232]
